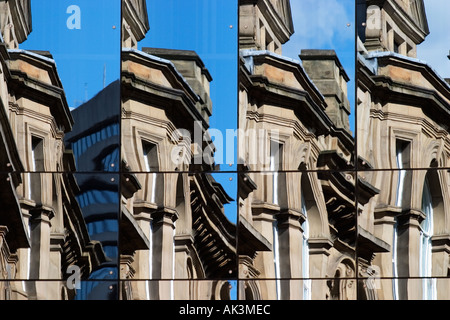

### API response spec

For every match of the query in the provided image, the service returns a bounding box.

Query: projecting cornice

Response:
[359,52,450,127]
[191,174,237,278]
[143,47,213,82]
[7,49,73,132]
[240,50,334,136]
[121,48,209,131]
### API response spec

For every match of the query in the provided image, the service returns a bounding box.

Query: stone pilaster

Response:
[308,237,333,299]
[275,208,305,300]
[396,208,425,300]
[174,234,195,300]
[251,202,278,300]
[28,206,54,300]
[149,207,178,300]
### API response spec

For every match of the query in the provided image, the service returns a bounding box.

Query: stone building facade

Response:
[357,0,450,300]
[120,0,237,300]
[0,0,449,302]
[238,0,385,300]
[0,0,108,300]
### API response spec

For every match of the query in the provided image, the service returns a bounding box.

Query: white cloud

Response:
[283,0,354,59]
[418,0,450,78]
[281,0,356,132]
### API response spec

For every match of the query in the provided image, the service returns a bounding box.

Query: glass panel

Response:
[118,279,236,301]
[15,0,121,173]
[0,280,117,300]
[238,171,357,300]
[357,278,450,300]
[122,0,238,174]
[74,172,119,278]
[357,1,449,171]
[240,0,356,173]
[357,168,449,300]
[237,279,357,300]
[0,172,118,299]
[120,172,237,287]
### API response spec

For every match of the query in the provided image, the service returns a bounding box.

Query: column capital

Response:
[151,206,178,227]
[30,205,55,224]
[275,208,305,230]
[239,254,261,278]
[174,234,195,253]
[308,237,333,256]
[374,205,402,225]
[397,208,425,228]
[251,202,280,223]
[133,200,158,217]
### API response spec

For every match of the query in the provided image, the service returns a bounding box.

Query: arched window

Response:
[420,176,436,300]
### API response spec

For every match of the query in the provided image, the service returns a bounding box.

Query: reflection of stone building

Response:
[1,0,447,302]
[238,0,385,300]
[357,0,450,300]
[120,0,236,300]
[0,0,107,300]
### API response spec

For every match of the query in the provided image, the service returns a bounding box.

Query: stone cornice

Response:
[245,109,320,148]
[246,75,333,136]
[375,54,450,98]
[122,48,200,102]
[7,50,73,132]
[191,176,237,278]
[9,101,65,142]
[364,52,450,99]
[371,76,450,127]
[369,109,450,149]
[241,50,326,105]
[360,53,450,129]
[121,71,209,133]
